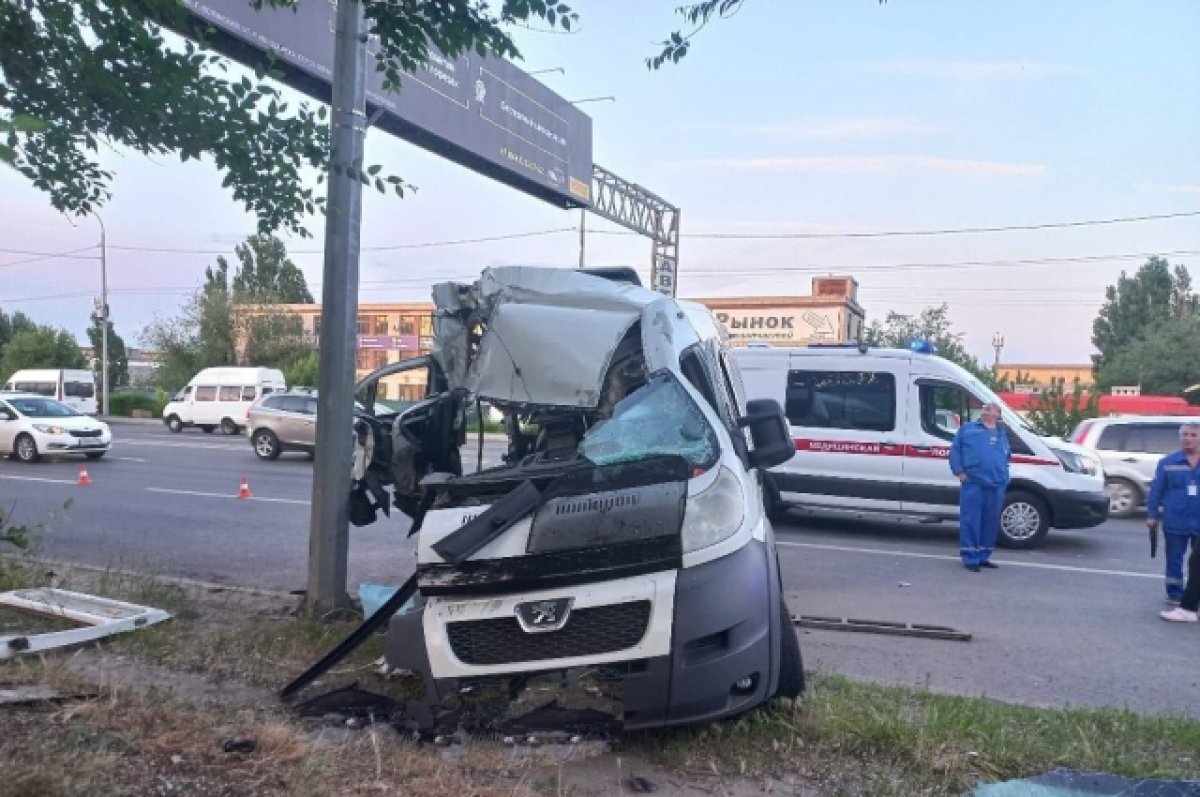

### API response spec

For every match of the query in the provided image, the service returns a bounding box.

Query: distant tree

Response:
[0,308,37,364]
[865,304,997,388]
[1025,377,1100,438]
[228,234,314,304]
[86,315,128,390]
[1092,257,1197,375]
[1095,315,1200,396]
[285,351,319,389]
[242,312,312,369]
[0,326,84,381]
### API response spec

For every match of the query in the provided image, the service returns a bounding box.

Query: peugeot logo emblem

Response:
[514,597,574,633]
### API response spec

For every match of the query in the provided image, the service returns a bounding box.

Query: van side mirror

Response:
[739,398,794,470]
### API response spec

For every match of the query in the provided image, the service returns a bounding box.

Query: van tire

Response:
[200,425,215,434]
[253,429,281,461]
[1105,477,1141,519]
[220,418,239,435]
[775,595,804,699]
[167,415,183,433]
[998,490,1050,549]
[14,434,40,463]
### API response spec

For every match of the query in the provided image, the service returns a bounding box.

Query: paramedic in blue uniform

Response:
[1146,422,1200,607]
[949,402,1010,572]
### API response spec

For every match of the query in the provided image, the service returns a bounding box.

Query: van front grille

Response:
[446,600,651,666]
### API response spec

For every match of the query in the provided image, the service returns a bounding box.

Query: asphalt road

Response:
[1,418,1196,717]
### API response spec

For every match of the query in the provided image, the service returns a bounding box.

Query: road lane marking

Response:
[115,440,245,450]
[775,540,1159,580]
[110,456,148,463]
[0,474,78,485]
[145,487,309,505]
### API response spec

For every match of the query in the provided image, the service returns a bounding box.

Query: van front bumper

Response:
[1049,489,1110,529]
[386,539,782,732]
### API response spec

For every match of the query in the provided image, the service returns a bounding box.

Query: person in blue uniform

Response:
[949,402,1010,572]
[1146,422,1200,609]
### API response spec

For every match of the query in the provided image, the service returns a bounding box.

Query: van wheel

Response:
[253,429,281,461]
[998,491,1049,549]
[14,434,41,463]
[167,415,183,433]
[220,417,239,435]
[200,425,215,434]
[775,595,804,699]
[1105,477,1141,519]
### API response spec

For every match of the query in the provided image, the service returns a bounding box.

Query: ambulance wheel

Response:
[998,491,1049,549]
[775,595,804,699]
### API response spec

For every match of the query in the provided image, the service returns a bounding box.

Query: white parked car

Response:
[0,392,113,463]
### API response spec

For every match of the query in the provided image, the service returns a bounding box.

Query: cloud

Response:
[737,117,940,139]
[860,59,1083,79]
[664,155,1046,178]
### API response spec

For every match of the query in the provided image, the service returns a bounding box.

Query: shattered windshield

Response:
[579,371,719,470]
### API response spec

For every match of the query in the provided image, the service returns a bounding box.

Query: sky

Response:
[1,0,1198,365]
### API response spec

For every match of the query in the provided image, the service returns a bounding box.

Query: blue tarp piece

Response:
[974,769,1200,796]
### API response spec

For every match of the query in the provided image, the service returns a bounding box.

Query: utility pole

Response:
[94,213,109,416]
[578,208,586,268]
[306,0,369,616]
[991,332,1005,377]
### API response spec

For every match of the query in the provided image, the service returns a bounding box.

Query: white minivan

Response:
[733,344,1110,548]
[3,369,97,415]
[343,266,803,732]
[162,367,286,435]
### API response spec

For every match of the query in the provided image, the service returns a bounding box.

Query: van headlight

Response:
[1052,448,1100,476]
[681,467,746,553]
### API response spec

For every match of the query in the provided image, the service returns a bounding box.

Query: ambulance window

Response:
[786,370,895,432]
[919,384,980,440]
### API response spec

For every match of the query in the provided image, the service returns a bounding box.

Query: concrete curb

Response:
[99,416,163,426]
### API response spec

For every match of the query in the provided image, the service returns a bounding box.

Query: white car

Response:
[0,392,113,463]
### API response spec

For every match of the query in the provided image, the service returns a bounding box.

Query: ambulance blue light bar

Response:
[909,340,938,354]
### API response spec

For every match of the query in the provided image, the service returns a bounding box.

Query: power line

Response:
[0,245,100,268]
[593,210,1200,240]
[677,248,1200,278]
[105,227,576,255]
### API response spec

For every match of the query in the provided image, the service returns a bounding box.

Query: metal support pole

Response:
[578,208,585,268]
[306,0,369,616]
[95,213,110,415]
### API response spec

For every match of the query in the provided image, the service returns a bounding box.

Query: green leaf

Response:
[367,164,382,175]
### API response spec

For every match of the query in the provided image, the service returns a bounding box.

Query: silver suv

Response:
[246,390,318,460]
[1070,416,1188,518]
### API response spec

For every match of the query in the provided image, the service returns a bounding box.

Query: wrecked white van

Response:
[347,266,801,733]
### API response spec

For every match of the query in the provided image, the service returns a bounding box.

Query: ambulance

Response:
[732,343,1109,548]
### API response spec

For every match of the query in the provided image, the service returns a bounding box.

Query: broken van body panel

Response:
[348,266,800,732]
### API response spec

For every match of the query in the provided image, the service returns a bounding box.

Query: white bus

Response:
[3,369,98,414]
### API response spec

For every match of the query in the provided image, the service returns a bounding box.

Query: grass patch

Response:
[635,673,1200,794]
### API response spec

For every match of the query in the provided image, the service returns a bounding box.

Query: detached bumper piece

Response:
[0,588,171,659]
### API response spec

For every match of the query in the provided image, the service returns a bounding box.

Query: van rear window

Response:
[64,381,94,398]
[785,370,896,432]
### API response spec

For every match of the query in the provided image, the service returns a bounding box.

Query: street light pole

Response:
[94,213,109,416]
[991,331,1005,376]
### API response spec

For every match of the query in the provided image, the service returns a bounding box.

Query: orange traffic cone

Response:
[76,466,92,486]
[236,476,252,500]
